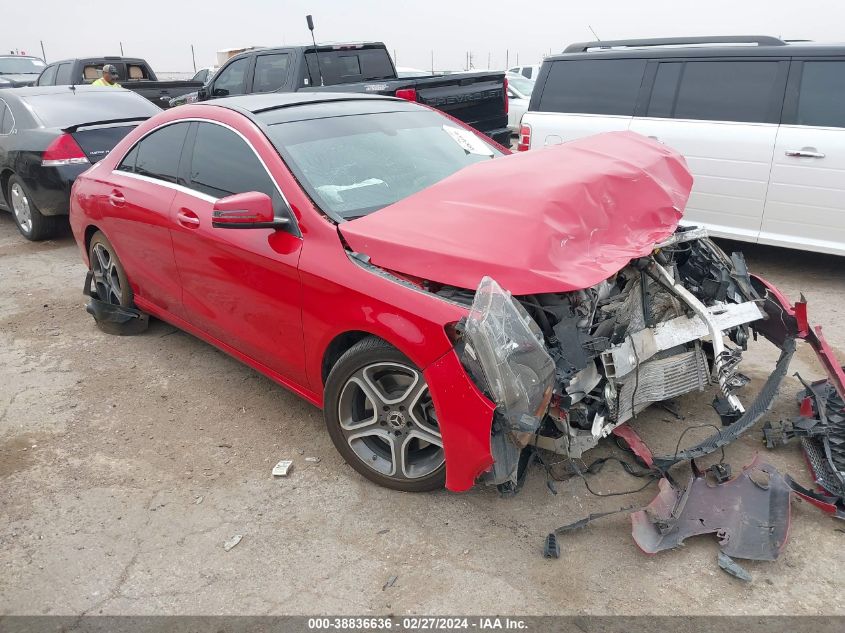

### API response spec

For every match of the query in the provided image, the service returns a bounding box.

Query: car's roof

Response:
[551,36,845,61]
[201,92,417,124]
[1,54,42,59]
[206,92,398,112]
[45,56,147,64]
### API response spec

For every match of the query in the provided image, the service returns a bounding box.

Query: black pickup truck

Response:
[35,57,203,108]
[191,43,510,144]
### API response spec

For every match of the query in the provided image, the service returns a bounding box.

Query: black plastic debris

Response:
[631,456,791,561]
[82,271,149,335]
[554,505,636,534]
[707,463,732,484]
[764,375,845,519]
[543,533,560,559]
[717,552,752,582]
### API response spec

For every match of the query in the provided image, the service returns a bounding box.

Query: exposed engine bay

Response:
[449,226,775,488]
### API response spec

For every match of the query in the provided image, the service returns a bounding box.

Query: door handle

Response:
[176,209,200,228]
[108,192,125,207]
[785,149,825,158]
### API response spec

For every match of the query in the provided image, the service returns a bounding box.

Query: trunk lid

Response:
[67,121,142,163]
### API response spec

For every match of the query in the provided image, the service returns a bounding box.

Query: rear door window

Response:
[253,53,291,93]
[0,102,13,135]
[212,58,249,97]
[55,63,75,85]
[668,61,784,123]
[537,59,647,116]
[186,122,279,203]
[796,61,845,128]
[118,122,190,183]
[126,64,149,80]
[38,64,58,86]
[646,62,683,118]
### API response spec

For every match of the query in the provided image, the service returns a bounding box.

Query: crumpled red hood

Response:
[339,131,693,295]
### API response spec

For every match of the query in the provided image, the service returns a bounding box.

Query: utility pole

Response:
[393,49,397,65]
[40,40,46,62]
[119,41,124,56]
[430,50,434,74]
[505,49,508,69]
[487,52,490,69]
[190,44,197,73]
[516,52,519,65]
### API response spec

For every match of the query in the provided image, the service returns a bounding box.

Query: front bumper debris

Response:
[631,456,791,561]
[764,374,845,519]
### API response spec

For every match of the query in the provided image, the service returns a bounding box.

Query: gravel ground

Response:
[1,213,844,616]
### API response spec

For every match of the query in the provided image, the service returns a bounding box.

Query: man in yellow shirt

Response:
[92,64,121,87]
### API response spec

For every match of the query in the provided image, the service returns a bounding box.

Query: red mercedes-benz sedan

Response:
[70,93,844,495]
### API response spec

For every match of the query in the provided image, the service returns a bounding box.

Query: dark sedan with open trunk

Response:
[0,85,160,240]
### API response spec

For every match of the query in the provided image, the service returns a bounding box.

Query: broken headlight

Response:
[461,276,555,434]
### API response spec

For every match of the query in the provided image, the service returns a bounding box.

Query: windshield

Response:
[264,109,504,220]
[0,56,45,74]
[507,74,534,97]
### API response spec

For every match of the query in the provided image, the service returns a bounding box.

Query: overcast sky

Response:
[7,0,845,73]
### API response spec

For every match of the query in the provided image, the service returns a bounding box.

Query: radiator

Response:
[612,348,709,423]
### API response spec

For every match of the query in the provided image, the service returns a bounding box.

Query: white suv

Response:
[519,36,845,256]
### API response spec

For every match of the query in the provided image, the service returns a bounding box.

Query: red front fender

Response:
[424,350,495,492]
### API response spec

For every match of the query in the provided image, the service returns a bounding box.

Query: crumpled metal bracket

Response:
[631,455,791,561]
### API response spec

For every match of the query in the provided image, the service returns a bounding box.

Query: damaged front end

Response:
[454,227,802,490]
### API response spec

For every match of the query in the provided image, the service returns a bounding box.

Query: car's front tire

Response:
[7,175,63,241]
[324,337,446,492]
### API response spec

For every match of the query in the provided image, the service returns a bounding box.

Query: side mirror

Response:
[211,192,289,230]
[197,86,208,101]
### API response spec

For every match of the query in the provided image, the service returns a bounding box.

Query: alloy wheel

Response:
[91,242,124,305]
[337,362,444,480]
[10,183,32,234]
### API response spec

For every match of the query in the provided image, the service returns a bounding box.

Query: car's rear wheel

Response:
[87,231,148,335]
[324,337,446,492]
[7,175,62,241]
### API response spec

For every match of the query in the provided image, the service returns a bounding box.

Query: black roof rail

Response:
[563,35,788,54]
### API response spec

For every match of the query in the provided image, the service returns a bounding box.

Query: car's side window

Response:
[127,64,149,80]
[0,102,13,135]
[253,54,291,93]
[38,64,58,86]
[522,67,533,79]
[796,61,845,128]
[187,122,283,210]
[537,59,647,116]
[212,58,249,97]
[648,60,784,124]
[117,123,190,184]
[646,62,683,118]
[55,63,74,85]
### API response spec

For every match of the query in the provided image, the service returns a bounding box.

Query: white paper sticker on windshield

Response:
[443,125,494,156]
